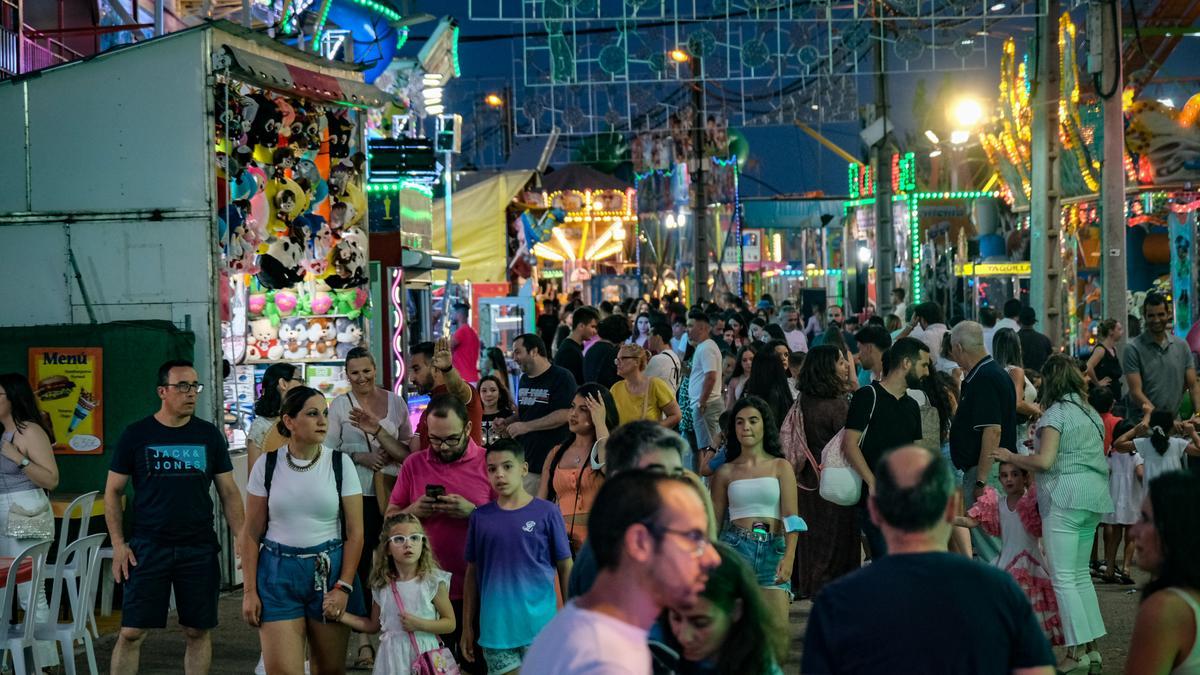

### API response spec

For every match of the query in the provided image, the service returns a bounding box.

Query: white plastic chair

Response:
[0,539,53,675]
[35,533,106,675]
[51,492,99,638]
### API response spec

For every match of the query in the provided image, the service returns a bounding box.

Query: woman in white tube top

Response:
[709,395,800,630]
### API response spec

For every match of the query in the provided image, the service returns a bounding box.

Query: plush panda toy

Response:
[257,234,305,290]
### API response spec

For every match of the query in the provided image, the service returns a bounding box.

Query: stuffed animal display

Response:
[218,80,372,366]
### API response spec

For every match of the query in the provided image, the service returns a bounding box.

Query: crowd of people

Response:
[15,287,1189,674]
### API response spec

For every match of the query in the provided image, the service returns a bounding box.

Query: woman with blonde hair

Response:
[609,344,682,427]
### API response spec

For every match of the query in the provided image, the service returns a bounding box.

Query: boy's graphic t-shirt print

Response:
[111,415,233,545]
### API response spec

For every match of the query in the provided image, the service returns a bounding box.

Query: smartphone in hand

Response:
[426,484,446,500]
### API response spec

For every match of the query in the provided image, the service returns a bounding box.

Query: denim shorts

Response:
[719,525,792,597]
[257,539,366,623]
[483,645,528,674]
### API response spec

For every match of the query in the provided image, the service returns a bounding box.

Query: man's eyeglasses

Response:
[428,434,464,449]
[388,534,426,546]
[163,382,203,394]
[642,521,713,558]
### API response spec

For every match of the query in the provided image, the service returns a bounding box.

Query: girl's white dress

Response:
[1135,437,1187,484]
[968,485,1064,646]
[1102,451,1144,525]
[373,569,452,675]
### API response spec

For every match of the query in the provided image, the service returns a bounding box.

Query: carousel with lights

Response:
[982,12,1200,354]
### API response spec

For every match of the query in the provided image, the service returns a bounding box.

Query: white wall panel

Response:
[0,224,70,324]
[25,30,210,213]
[0,83,28,213]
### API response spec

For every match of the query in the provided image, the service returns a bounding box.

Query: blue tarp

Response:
[741,199,844,230]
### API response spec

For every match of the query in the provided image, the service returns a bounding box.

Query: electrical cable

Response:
[1091,0,1120,100]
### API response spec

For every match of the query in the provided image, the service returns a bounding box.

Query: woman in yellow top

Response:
[610,344,683,427]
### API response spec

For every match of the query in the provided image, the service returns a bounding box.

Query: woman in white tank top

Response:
[708,396,800,633]
[1127,471,1200,675]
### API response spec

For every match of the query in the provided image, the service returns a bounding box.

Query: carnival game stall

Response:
[215,33,385,450]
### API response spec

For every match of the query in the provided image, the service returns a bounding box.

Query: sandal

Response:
[354,643,375,670]
[1115,569,1136,585]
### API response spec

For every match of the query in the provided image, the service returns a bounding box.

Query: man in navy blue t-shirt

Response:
[802,445,1054,675]
[104,360,244,674]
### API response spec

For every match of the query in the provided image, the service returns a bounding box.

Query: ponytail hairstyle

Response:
[1148,410,1177,455]
[254,363,298,418]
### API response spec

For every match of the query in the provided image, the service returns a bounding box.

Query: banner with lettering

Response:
[27,348,103,454]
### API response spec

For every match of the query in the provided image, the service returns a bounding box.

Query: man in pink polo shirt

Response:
[387,394,494,671]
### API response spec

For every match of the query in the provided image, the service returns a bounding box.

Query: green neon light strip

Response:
[365,181,435,198]
[397,26,409,50]
[311,0,333,51]
[281,0,297,35]
[451,25,461,77]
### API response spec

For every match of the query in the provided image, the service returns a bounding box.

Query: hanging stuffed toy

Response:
[265,177,306,238]
[293,158,328,210]
[296,214,333,277]
[326,109,354,160]
[271,147,296,182]
[246,93,281,150]
[326,236,367,289]
[225,201,260,274]
[257,231,305,290]
[275,97,296,147]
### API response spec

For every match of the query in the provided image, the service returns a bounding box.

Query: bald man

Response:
[948,321,1016,564]
[802,446,1054,675]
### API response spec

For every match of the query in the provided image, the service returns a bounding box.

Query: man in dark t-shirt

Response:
[843,337,927,558]
[1018,307,1054,373]
[105,360,244,673]
[554,306,598,386]
[949,321,1016,564]
[802,445,1055,675]
[504,334,575,494]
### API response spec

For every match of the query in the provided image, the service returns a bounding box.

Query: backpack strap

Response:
[332,450,346,539]
[262,449,345,540]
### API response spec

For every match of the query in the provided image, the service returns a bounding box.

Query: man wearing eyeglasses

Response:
[105,360,245,675]
[386,394,495,673]
[524,470,721,675]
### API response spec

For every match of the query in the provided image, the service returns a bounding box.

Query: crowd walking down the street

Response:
[17,289,1188,675]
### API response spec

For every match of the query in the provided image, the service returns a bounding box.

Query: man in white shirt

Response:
[995,299,1022,336]
[686,309,724,463]
[891,287,908,325]
[523,471,720,675]
[670,316,689,356]
[781,307,810,354]
[900,301,949,359]
[645,322,682,393]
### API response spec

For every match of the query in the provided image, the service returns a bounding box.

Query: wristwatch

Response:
[18,457,31,470]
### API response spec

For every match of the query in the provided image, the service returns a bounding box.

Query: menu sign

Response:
[28,348,103,454]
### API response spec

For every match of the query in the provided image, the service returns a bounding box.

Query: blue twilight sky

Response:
[390,1,1200,198]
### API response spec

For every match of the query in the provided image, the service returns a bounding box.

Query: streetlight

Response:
[950,97,984,130]
[949,129,972,145]
[924,129,940,144]
[669,48,689,63]
[485,93,503,107]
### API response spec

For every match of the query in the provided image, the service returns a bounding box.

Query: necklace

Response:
[286,445,322,472]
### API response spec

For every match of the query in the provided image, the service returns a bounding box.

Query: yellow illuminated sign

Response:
[954,262,1032,276]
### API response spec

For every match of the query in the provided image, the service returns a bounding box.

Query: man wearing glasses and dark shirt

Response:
[105,360,245,674]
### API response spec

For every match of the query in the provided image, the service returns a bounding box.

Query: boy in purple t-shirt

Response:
[461,439,573,675]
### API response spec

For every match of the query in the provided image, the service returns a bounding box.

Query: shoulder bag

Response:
[818,385,877,507]
[1,431,53,540]
[390,580,460,675]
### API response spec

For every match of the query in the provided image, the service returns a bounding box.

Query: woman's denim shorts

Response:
[719,525,792,598]
[257,538,366,623]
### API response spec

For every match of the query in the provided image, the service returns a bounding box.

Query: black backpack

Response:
[262,449,347,539]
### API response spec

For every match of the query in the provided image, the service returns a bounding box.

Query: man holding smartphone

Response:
[386,395,494,673]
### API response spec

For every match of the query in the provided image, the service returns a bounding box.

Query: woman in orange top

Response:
[537,383,618,553]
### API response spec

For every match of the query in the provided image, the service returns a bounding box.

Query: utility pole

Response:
[1097,0,1127,325]
[873,4,895,315]
[692,59,710,304]
[1030,0,1064,347]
